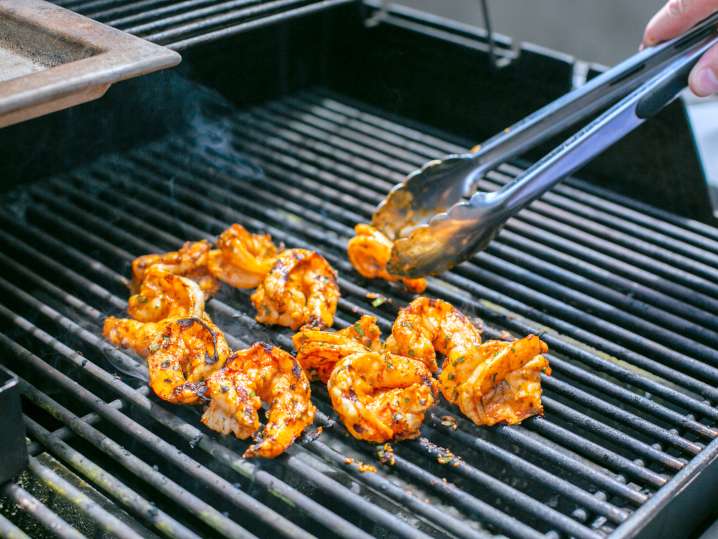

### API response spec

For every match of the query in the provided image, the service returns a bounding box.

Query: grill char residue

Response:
[0,88,717,539]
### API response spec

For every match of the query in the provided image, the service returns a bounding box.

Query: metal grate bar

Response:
[26,455,147,539]
[51,0,354,50]
[117,0,295,35]
[23,415,202,539]
[0,509,34,539]
[1,483,85,539]
[95,0,227,25]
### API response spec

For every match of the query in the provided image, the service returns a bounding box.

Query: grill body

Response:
[1,4,718,538]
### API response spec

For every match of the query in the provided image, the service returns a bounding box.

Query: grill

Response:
[2,2,718,538]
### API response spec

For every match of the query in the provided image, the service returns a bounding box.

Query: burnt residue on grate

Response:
[0,88,717,538]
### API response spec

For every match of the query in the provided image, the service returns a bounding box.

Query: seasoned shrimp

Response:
[327,351,438,442]
[208,224,280,288]
[386,297,481,373]
[127,266,205,323]
[293,315,383,382]
[201,343,315,458]
[103,304,214,362]
[251,248,339,330]
[444,335,550,426]
[146,316,231,405]
[347,224,427,293]
[132,240,219,299]
[103,273,206,357]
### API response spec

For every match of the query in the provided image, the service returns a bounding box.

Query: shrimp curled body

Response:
[293,315,383,383]
[347,224,426,293]
[127,266,205,323]
[251,248,339,329]
[386,297,481,373]
[146,316,231,405]
[445,336,550,426]
[208,224,280,289]
[103,273,206,358]
[328,351,438,443]
[131,240,219,299]
[201,343,315,458]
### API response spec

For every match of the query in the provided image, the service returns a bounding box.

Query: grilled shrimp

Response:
[327,351,438,442]
[201,343,315,458]
[127,266,205,323]
[347,224,427,293]
[386,297,481,373]
[208,224,280,288]
[132,240,219,299]
[444,335,550,426]
[104,272,206,357]
[293,315,383,382]
[146,316,231,405]
[251,248,339,330]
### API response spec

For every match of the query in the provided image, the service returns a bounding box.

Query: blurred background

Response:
[398,0,663,66]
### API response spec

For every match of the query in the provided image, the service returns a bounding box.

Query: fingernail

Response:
[690,67,718,97]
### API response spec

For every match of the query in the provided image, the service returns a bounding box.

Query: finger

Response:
[642,0,718,47]
[689,42,718,95]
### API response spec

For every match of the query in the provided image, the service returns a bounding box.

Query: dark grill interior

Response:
[1,84,718,538]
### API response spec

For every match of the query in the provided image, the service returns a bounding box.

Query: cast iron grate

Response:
[0,88,717,538]
[49,0,355,50]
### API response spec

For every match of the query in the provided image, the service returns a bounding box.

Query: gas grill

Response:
[1,2,718,538]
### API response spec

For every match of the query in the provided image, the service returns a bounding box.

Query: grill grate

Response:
[49,0,354,50]
[1,87,717,538]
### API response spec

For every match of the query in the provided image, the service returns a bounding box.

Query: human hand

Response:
[642,0,718,96]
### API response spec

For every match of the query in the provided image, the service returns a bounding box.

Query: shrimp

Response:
[127,266,205,323]
[347,224,427,293]
[444,335,550,426]
[208,224,280,289]
[293,315,383,382]
[131,240,219,299]
[251,248,339,330]
[103,272,206,357]
[201,343,315,458]
[386,297,481,373]
[327,351,438,443]
[146,316,231,405]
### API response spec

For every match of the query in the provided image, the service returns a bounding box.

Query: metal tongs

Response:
[375,13,718,278]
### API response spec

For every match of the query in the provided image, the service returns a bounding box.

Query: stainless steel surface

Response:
[0,0,180,128]
[376,13,718,277]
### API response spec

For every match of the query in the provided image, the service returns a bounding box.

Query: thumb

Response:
[689,42,718,96]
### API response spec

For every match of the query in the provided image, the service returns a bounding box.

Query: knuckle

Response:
[666,0,691,17]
